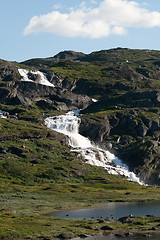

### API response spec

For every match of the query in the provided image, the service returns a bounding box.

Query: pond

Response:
[51,201,160,220]
[72,233,160,240]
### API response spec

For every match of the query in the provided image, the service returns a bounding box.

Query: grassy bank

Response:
[0,213,160,239]
[0,112,160,239]
[0,180,160,239]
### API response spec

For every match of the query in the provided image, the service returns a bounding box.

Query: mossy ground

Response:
[0,214,160,240]
[46,48,160,94]
[0,182,160,239]
[0,117,159,239]
[0,49,160,238]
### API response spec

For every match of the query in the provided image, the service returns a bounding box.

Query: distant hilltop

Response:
[0,47,160,185]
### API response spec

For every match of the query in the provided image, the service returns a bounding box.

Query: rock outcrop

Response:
[79,108,160,185]
[0,61,92,112]
[0,48,160,185]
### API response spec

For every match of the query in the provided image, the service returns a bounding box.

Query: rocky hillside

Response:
[0,48,160,185]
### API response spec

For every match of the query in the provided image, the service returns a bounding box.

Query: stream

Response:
[45,110,142,184]
[44,111,160,239]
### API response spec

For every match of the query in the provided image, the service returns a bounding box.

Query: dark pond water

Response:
[51,201,160,220]
[72,233,160,240]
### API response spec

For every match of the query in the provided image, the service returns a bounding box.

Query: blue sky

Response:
[1,0,160,62]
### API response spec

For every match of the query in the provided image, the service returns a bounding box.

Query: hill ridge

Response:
[0,47,160,185]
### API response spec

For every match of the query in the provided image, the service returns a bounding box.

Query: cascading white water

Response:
[45,111,143,184]
[18,68,55,87]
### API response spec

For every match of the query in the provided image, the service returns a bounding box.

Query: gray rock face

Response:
[124,90,160,107]
[80,110,160,185]
[6,93,32,106]
[0,49,160,186]
[79,117,111,142]
[0,65,19,82]
[0,73,92,111]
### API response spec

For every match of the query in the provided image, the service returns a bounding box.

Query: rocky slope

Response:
[0,48,160,185]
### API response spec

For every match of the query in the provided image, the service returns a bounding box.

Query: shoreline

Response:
[71,232,160,240]
[41,198,160,215]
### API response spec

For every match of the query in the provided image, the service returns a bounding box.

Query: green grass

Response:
[42,49,160,95]
[0,214,160,239]
[0,117,160,239]
[0,183,160,239]
[0,48,160,238]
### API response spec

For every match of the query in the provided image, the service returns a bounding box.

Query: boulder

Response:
[118,216,133,223]
[79,117,111,142]
[150,120,159,131]
[100,225,114,230]
[57,233,73,239]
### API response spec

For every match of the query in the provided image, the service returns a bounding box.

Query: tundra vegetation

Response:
[0,48,160,239]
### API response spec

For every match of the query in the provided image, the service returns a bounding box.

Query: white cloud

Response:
[23,0,160,38]
[80,2,86,8]
[90,0,98,4]
[53,4,62,10]
[112,26,126,35]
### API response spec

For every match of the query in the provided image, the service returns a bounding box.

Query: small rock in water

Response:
[125,232,134,236]
[115,233,124,237]
[79,234,90,238]
[151,227,157,231]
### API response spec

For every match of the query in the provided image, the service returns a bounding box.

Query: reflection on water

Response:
[51,201,160,220]
[51,202,160,240]
[72,233,160,240]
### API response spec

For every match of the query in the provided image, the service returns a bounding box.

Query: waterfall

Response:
[45,110,143,184]
[18,68,55,87]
